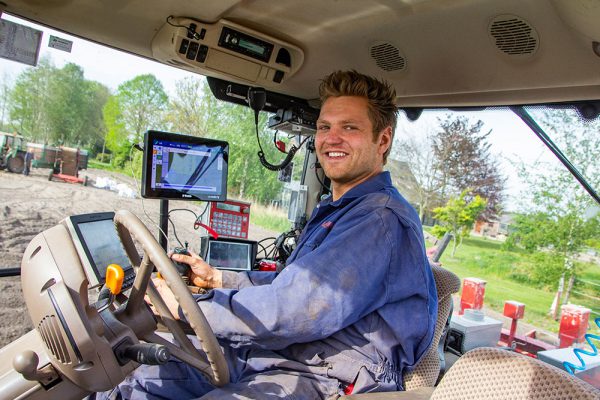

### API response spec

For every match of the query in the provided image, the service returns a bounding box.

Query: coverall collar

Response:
[323,171,393,208]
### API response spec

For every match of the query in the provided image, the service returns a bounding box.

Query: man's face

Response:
[316,96,391,198]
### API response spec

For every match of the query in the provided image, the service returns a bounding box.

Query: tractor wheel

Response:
[7,155,25,174]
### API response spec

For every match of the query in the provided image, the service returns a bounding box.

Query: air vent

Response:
[370,42,406,71]
[489,15,539,56]
[38,315,71,364]
[166,59,188,67]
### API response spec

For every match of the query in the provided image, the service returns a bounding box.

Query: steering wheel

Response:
[113,210,229,387]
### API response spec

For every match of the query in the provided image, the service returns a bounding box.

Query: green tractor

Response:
[0,132,28,174]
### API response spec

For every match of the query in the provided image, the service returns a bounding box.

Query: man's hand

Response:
[426,247,442,267]
[170,251,223,289]
[148,277,182,319]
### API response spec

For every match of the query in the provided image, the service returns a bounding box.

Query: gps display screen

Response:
[142,130,229,201]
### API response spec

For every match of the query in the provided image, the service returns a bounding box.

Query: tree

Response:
[9,58,55,142]
[432,115,505,220]
[81,81,111,152]
[9,60,109,148]
[432,190,487,256]
[115,74,168,142]
[165,77,213,136]
[160,77,286,203]
[0,72,13,131]
[508,107,600,315]
[45,63,107,146]
[214,101,285,202]
[102,95,130,167]
[392,125,444,222]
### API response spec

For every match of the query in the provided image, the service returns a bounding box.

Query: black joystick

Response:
[171,246,191,284]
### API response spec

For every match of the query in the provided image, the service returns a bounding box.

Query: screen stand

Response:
[159,199,169,251]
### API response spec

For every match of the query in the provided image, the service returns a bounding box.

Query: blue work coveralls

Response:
[102,171,437,399]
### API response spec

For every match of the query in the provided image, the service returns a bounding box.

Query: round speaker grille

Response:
[370,42,406,71]
[489,15,539,56]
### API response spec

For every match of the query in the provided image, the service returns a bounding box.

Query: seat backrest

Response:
[431,347,600,400]
[403,265,461,390]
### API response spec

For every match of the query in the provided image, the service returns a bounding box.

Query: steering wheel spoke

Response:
[146,280,202,357]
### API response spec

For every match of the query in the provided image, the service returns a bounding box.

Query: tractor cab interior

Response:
[0,0,599,399]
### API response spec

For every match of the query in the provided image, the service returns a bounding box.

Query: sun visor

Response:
[151,17,304,87]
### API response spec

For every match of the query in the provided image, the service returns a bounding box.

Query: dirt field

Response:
[0,167,276,347]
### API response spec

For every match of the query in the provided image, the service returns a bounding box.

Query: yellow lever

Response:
[106,264,125,295]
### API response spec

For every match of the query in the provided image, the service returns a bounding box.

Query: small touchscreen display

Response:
[77,218,131,279]
[65,212,134,288]
[206,239,257,271]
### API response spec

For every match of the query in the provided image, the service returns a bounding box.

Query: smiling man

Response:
[97,71,437,399]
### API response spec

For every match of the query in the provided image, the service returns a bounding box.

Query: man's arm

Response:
[170,251,277,290]
[220,269,278,289]
[187,207,430,350]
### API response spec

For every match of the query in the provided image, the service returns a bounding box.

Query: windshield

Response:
[0,14,598,353]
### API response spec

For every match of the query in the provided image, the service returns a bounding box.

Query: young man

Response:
[102,70,437,399]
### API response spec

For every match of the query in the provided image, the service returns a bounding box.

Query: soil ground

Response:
[0,167,275,347]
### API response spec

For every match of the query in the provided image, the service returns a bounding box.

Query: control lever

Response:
[97,264,125,312]
[171,245,191,285]
[13,350,59,386]
[115,341,170,366]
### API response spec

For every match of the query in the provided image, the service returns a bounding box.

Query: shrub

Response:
[95,152,111,163]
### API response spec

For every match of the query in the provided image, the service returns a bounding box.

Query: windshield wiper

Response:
[510,106,600,205]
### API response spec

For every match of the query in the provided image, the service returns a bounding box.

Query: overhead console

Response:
[207,77,319,135]
[152,17,304,87]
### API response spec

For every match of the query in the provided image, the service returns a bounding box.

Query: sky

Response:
[0,14,563,211]
[0,13,197,94]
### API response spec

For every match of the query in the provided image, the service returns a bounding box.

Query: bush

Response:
[111,154,129,168]
[527,252,565,288]
[431,224,449,239]
[95,152,111,163]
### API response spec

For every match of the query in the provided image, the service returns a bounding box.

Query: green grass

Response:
[88,159,125,173]
[436,236,600,334]
[249,202,292,233]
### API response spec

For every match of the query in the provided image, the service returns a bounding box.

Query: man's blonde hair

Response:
[319,70,398,163]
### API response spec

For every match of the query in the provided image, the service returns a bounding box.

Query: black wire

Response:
[273,130,287,154]
[255,123,311,171]
[258,237,277,245]
[168,208,199,220]
[168,217,184,248]
[194,202,211,229]
[256,237,277,258]
[257,242,268,258]
[165,16,201,40]
[198,201,210,219]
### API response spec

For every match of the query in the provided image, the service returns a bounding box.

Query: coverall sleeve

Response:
[191,206,416,350]
[220,270,277,289]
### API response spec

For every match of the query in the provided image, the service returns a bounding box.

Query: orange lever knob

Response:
[106,264,125,295]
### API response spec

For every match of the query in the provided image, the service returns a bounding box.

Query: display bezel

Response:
[64,212,134,288]
[141,130,229,201]
[206,238,257,271]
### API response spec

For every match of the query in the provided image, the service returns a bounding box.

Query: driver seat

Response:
[403,264,461,390]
